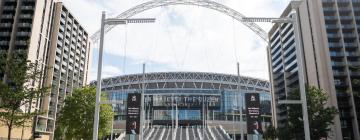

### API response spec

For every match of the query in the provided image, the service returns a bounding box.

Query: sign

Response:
[126,93,141,134]
[152,95,221,109]
[245,93,262,134]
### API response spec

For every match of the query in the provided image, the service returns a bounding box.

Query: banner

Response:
[245,93,262,134]
[151,95,221,109]
[126,93,141,134]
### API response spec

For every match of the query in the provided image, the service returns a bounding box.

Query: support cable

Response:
[164,8,180,69]
[180,7,200,71]
[232,18,239,63]
[123,25,128,74]
[198,13,211,72]
[146,8,164,73]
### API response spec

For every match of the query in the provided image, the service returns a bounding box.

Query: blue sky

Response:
[61,0,291,81]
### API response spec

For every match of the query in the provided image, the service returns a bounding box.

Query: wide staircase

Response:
[144,126,231,140]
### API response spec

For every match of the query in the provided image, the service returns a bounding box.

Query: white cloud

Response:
[90,65,123,81]
[61,0,291,80]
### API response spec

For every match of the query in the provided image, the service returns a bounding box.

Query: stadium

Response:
[97,72,271,139]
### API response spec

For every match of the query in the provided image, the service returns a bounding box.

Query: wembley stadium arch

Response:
[90,0,269,42]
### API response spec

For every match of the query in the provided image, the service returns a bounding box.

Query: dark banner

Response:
[152,95,221,109]
[245,93,262,134]
[126,93,141,134]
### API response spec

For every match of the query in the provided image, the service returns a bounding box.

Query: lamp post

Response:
[242,1,310,140]
[92,11,155,140]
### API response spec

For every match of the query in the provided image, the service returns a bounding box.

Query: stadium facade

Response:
[97,72,272,139]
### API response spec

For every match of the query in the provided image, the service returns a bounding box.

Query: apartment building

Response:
[0,0,91,139]
[268,0,360,139]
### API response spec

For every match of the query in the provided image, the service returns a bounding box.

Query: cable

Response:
[122,24,128,74]
[146,8,164,73]
[232,18,239,63]
[180,7,200,71]
[164,8,180,70]
[198,12,211,72]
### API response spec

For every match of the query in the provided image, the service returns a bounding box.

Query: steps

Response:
[143,126,231,140]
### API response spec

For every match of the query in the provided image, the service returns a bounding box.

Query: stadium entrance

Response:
[147,94,221,126]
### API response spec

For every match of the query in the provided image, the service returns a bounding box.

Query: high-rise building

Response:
[0,1,91,139]
[268,0,360,139]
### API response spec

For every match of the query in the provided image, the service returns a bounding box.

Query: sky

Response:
[60,0,291,81]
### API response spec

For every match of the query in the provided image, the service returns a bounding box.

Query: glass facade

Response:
[106,89,271,126]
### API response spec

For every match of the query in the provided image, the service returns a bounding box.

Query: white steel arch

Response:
[90,0,269,42]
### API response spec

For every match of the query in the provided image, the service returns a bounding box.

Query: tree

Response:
[277,86,338,140]
[0,57,49,140]
[54,86,114,140]
[263,125,277,140]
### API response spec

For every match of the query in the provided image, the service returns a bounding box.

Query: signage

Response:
[245,93,262,134]
[152,95,221,109]
[126,93,141,134]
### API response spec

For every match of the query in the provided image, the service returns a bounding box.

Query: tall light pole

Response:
[237,62,244,140]
[242,1,310,140]
[92,11,155,140]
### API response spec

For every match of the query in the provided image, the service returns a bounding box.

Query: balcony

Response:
[348,62,360,66]
[333,71,348,77]
[328,43,342,47]
[335,82,348,88]
[328,33,341,38]
[350,71,360,76]
[2,14,13,19]
[0,32,11,36]
[16,32,30,37]
[322,0,335,3]
[323,7,336,12]
[340,16,353,21]
[339,7,351,12]
[326,25,340,31]
[275,85,285,93]
[336,92,350,97]
[21,6,34,10]
[331,61,346,67]
[324,16,338,21]
[330,52,345,57]
[340,111,352,119]
[342,25,355,31]
[0,23,12,28]
[60,18,66,25]
[286,77,299,86]
[17,23,32,27]
[19,14,33,19]
[338,102,351,109]
[344,43,357,48]
[0,41,9,45]
[342,33,357,38]
[15,41,27,46]
[57,40,63,47]
[3,6,15,10]
[346,52,360,57]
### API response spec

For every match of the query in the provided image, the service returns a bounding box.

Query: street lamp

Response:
[241,1,310,140]
[92,11,155,140]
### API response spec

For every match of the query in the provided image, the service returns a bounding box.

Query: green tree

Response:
[0,57,49,140]
[54,86,114,140]
[277,86,338,140]
[263,125,277,140]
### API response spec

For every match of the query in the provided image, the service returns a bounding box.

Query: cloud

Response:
[61,0,291,80]
[90,65,123,81]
